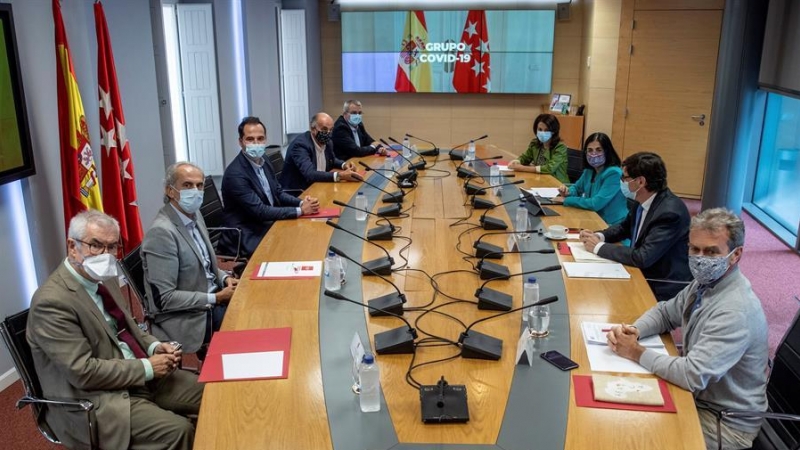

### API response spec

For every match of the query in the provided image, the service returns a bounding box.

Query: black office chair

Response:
[705,300,800,450]
[567,148,584,183]
[0,310,98,448]
[265,145,304,197]
[119,245,213,347]
[200,176,244,264]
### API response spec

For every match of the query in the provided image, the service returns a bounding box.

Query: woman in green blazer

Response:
[555,132,628,225]
[508,113,569,184]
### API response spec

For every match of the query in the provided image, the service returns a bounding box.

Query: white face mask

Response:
[80,253,118,281]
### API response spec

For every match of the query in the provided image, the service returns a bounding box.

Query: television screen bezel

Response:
[0,4,36,186]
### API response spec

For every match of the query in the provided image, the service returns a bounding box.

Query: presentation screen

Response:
[341,10,555,94]
[0,4,35,186]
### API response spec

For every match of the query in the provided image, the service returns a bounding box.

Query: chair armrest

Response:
[150,304,212,324]
[207,226,242,262]
[17,395,94,412]
[722,409,800,422]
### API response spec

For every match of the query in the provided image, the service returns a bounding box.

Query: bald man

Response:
[280,112,362,191]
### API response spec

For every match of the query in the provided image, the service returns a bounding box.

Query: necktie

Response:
[631,204,644,243]
[96,284,148,358]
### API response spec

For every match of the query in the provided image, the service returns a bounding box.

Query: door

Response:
[622,10,722,197]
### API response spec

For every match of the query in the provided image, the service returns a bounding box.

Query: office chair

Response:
[265,144,304,197]
[119,245,213,359]
[566,148,584,183]
[200,176,245,265]
[1,310,99,448]
[704,300,800,450]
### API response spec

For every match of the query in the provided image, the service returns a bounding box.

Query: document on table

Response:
[525,187,560,198]
[222,351,284,380]
[562,262,631,279]
[567,242,615,263]
[498,165,511,172]
[581,322,666,348]
[252,261,322,279]
[581,322,668,374]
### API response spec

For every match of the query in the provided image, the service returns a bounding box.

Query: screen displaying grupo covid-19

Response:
[341,10,555,94]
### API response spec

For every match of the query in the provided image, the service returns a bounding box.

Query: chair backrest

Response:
[266,145,283,179]
[567,148,583,183]
[0,310,59,442]
[201,175,225,229]
[119,245,151,322]
[763,304,800,448]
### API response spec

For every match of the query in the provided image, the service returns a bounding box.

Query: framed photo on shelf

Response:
[549,93,571,113]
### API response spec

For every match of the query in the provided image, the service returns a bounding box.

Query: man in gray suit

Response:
[142,162,237,355]
[27,210,202,450]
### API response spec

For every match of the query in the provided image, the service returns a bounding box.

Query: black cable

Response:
[454,225,482,257]
[406,344,462,390]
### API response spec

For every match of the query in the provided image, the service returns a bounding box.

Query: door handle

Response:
[691,114,706,126]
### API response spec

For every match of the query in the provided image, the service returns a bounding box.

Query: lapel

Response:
[238,152,271,205]
[55,264,122,351]
[637,190,665,243]
[195,214,221,283]
[261,159,282,206]
[163,204,205,264]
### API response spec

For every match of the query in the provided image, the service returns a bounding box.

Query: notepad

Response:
[251,261,322,279]
[525,187,560,198]
[581,322,666,349]
[562,262,631,279]
[567,242,615,263]
[592,374,665,406]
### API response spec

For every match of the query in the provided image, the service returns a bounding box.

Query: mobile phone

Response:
[540,350,579,371]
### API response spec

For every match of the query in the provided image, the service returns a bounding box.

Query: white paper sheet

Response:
[581,322,666,349]
[566,233,581,240]
[525,187,560,198]
[222,351,284,380]
[498,165,511,172]
[567,242,616,263]
[563,262,631,279]
[581,325,667,374]
[257,261,322,278]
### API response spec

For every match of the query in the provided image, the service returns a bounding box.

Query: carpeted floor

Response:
[1,201,798,449]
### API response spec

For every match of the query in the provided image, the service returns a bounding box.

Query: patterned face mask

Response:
[689,248,737,285]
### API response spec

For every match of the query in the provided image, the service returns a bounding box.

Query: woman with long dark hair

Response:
[508,113,569,183]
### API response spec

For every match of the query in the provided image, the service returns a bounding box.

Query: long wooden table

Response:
[194,147,704,449]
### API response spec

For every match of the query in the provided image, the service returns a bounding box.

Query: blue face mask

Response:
[689,248,736,285]
[620,179,640,200]
[348,113,362,126]
[245,144,267,159]
[536,131,553,143]
[587,154,606,168]
[175,187,204,215]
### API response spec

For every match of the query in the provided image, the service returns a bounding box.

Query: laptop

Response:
[519,188,560,217]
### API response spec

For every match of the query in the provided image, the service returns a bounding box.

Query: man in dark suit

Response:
[280,112,363,191]
[142,162,237,355]
[331,99,388,159]
[27,210,203,450]
[580,152,691,300]
[220,116,319,257]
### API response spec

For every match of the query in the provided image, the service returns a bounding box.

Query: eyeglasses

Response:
[586,148,604,155]
[620,174,635,182]
[74,239,120,255]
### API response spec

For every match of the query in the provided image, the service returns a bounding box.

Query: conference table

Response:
[194,146,704,449]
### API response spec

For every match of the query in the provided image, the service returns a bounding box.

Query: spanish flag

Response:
[394,11,432,93]
[54,0,103,233]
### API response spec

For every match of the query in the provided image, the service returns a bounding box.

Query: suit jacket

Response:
[331,115,378,159]
[598,188,692,300]
[141,204,227,352]
[280,131,346,191]
[27,263,160,450]
[220,152,302,257]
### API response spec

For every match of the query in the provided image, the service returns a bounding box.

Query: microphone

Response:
[325,220,394,275]
[377,141,421,179]
[449,134,488,160]
[477,251,557,280]
[332,199,395,241]
[473,227,540,258]
[465,179,524,196]
[469,178,516,210]
[474,265,562,311]
[358,160,414,190]
[459,295,559,360]
[386,137,426,171]
[358,162,405,207]
[456,155,502,178]
[477,197,524,231]
[328,245,406,316]
[406,133,439,156]
[324,290,418,355]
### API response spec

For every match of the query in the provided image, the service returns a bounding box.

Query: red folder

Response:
[198,327,292,383]
[558,242,572,255]
[573,375,677,413]
[299,207,340,219]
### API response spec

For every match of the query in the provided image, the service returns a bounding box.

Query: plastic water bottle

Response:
[324,251,341,291]
[359,354,380,412]
[466,140,476,164]
[354,192,367,221]
[515,202,530,239]
[402,136,411,158]
[522,277,539,322]
[490,162,500,187]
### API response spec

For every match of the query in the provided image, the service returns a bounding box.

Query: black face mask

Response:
[315,130,331,145]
